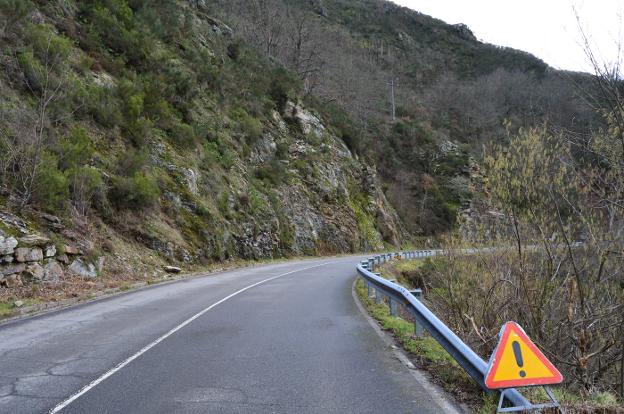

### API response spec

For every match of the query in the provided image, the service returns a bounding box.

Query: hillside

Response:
[0,0,406,294]
[0,0,596,292]
[211,0,598,234]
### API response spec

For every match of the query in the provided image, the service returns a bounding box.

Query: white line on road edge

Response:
[351,279,464,414]
[49,262,330,413]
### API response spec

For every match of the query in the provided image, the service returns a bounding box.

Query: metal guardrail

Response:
[357,250,531,409]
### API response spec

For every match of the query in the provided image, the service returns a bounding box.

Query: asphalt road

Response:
[0,256,455,413]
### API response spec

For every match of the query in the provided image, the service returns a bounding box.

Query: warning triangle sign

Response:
[485,321,563,389]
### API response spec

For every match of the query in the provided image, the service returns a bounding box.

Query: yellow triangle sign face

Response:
[485,321,563,389]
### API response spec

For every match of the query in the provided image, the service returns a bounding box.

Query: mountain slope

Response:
[0,0,405,294]
[210,0,598,234]
[0,0,599,295]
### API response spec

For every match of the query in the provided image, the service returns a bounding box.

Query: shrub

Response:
[58,127,95,171]
[126,93,144,121]
[230,108,263,144]
[32,152,69,212]
[17,50,45,92]
[109,172,159,210]
[227,41,241,61]
[25,24,72,67]
[65,166,105,215]
[83,1,151,66]
[115,148,149,175]
[269,68,299,113]
[0,0,33,30]
[141,75,176,128]
[125,117,152,147]
[203,141,220,164]
[77,83,124,128]
[170,122,197,149]
[255,160,286,186]
[203,141,235,170]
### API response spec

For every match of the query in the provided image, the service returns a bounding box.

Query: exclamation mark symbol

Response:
[512,341,526,378]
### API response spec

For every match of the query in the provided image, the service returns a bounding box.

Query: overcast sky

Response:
[390,0,624,74]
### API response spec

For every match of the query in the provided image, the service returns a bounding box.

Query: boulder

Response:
[1,274,22,288]
[0,212,28,234]
[14,247,44,263]
[41,213,61,224]
[0,236,18,256]
[95,257,105,274]
[164,266,182,274]
[22,263,44,281]
[1,255,13,264]
[0,263,25,277]
[13,300,23,308]
[285,101,325,138]
[18,234,51,247]
[43,260,64,282]
[184,168,199,195]
[64,244,80,255]
[69,259,97,278]
[44,245,57,258]
[56,254,70,264]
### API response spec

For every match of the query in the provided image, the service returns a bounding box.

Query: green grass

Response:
[0,302,14,318]
[0,298,40,318]
[355,278,488,409]
[393,259,424,273]
[378,258,425,288]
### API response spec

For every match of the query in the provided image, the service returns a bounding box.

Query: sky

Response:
[390,0,624,74]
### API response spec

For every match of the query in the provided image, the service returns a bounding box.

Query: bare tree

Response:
[285,7,323,95]
[1,32,68,208]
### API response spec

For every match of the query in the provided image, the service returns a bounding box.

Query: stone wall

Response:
[0,231,100,288]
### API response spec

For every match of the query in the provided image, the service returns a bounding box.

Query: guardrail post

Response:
[375,289,383,305]
[390,299,398,316]
[411,289,424,337]
[368,258,374,270]
[367,282,374,298]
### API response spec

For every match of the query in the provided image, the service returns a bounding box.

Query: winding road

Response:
[0,256,458,413]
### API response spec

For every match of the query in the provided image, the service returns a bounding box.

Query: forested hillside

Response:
[208,0,599,234]
[0,0,598,290]
[0,0,409,292]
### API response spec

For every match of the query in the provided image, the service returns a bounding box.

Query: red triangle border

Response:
[485,321,563,389]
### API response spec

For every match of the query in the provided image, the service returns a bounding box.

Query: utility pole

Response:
[387,78,398,121]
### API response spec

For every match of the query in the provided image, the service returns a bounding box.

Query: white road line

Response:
[49,262,330,413]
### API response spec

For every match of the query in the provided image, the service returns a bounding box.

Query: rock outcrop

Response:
[0,235,18,256]
[68,259,98,278]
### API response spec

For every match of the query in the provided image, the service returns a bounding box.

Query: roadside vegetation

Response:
[366,16,624,411]
[354,278,493,412]
[374,250,624,413]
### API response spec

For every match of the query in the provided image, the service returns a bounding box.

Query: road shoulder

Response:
[351,277,469,414]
